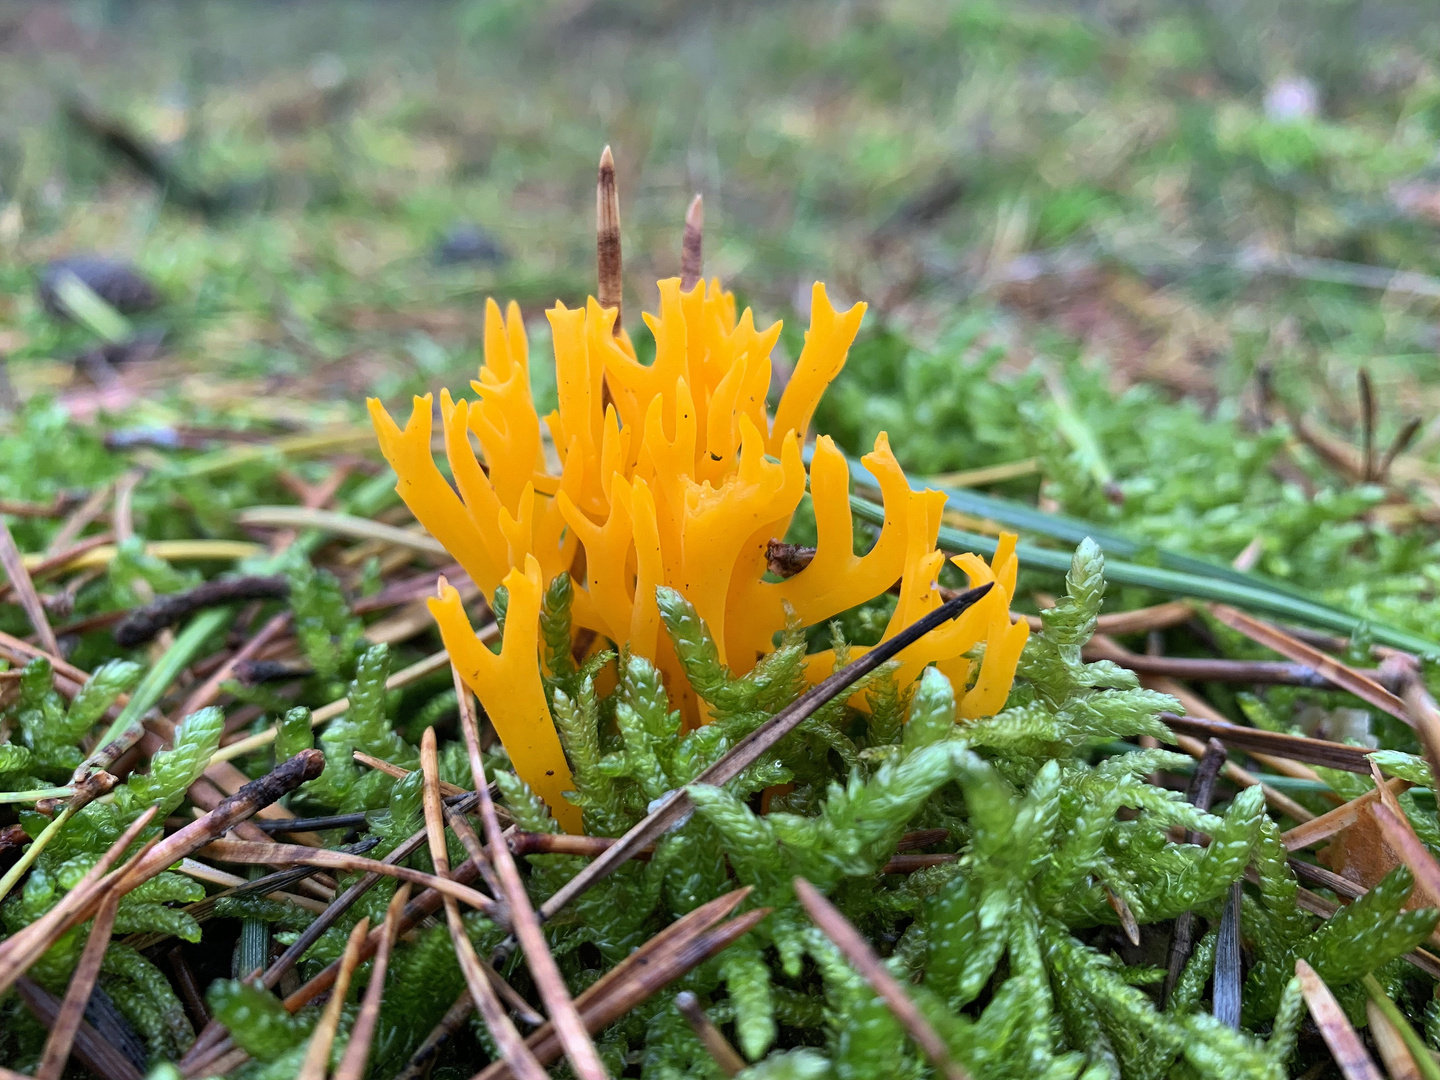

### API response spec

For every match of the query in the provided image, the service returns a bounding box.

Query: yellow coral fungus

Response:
[370,278,1028,830]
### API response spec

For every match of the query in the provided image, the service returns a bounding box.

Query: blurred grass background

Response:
[3,0,1440,451]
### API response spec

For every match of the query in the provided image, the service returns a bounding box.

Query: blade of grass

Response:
[846,490,1440,654]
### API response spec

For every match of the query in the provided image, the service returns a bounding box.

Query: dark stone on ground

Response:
[37,255,162,320]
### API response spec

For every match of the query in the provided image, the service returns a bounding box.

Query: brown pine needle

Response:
[200,837,499,916]
[355,749,468,795]
[537,583,993,924]
[1372,802,1440,903]
[14,977,143,1080]
[597,145,622,335]
[794,877,971,1080]
[1209,603,1409,724]
[35,888,121,1080]
[421,726,549,1080]
[472,898,768,1080]
[680,194,703,291]
[1367,999,1423,1080]
[295,916,369,1080]
[1281,777,1410,851]
[333,883,411,1080]
[1296,959,1384,1080]
[675,991,744,1077]
[0,516,60,656]
[0,805,157,998]
[1104,886,1141,946]
[452,676,611,1080]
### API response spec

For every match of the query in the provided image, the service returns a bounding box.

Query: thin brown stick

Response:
[1163,739,1226,1008]
[176,613,291,720]
[1209,603,1409,724]
[794,877,971,1080]
[452,678,611,1080]
[200,838,499,916]
[1296,958,1384,1080]
[181,801,482,1076]
[597,145,622,335]
[680,194,703,291]
[295,916,369,1080]
[1097,651,1399,690]
[0,517,60,656]
[1402,681,1440,805]
[537,584,993,924]
[422,726,550,1080]
[675,991,744,1077]
[36,888,121,1080]
[1282,777,1410,851]
[333,884,411,1080]
[1170,731,1313,822]
[1161,712,1371,773]
[395,991,476,1080]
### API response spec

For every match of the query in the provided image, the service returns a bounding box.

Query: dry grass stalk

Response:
[680,194,703,291]
[674,991,744,1077]
[35,888,121,1080]
[295,916,370,1080]
[332,883,411,1080]
[0,516,60,655]
[1402,680,1440,803]
[1282,777,1409,852]
[1210,603,1409,724]
[794,877,972,1080]
[1295,958,1384,1080]
[200,837,500,916]
[421,726,550,1080]
[45,485,113,555]
[536,583,993,924]
[177,610,291,719]
[451,676,611,1080]
[597,145,622,335]
[212,647,459,763]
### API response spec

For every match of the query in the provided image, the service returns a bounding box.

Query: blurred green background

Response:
[6,0,1440,634]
